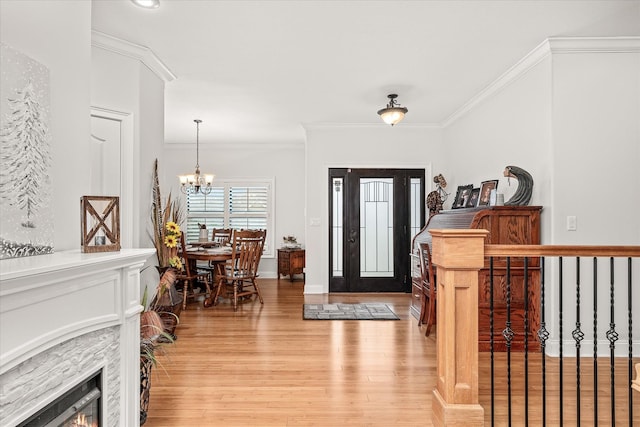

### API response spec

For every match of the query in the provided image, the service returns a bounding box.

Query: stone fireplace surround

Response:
[0,249,155,426]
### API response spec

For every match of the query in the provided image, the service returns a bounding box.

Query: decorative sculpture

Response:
[426,174,449,216]
[503,165,533,206]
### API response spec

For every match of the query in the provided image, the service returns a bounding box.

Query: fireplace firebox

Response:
[18,372,101,427]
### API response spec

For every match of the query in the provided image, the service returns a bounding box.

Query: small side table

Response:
[277,248,305,282]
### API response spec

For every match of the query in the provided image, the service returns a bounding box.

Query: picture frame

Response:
[478,180,499,206]
[466,188,480,208]
[452,184,473,209]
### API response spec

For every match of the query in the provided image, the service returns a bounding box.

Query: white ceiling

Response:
[91,0,639,145]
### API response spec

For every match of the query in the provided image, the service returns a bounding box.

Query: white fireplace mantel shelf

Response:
[0,248,155,426]
[0,248,154,283]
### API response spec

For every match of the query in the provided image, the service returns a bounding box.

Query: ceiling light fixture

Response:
[178,119,214,195]
[130,0,160,10]
[377,94,408,126]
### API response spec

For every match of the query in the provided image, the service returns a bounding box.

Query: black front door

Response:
[329,168,424,292]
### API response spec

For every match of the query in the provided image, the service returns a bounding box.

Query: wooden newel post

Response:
[429,229,488,426]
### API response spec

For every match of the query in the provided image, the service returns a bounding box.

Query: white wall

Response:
[163,141,306,277]
[547,47,640,356]
[138,65,166,249]
[304,125,445,293]
[443,39,640,356]
[91,39,168,299]
[91,43,167,251]
[551,50,640,245]
[1,0,92,252]
[444,55,553,241]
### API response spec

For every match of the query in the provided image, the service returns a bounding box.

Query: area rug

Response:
[303,303,399,320]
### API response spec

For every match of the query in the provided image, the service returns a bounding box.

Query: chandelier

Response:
[178,119,214,195]
[377,94,408,126]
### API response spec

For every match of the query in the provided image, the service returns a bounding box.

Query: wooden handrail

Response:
[429,231,640,426]
[485,244,640,258]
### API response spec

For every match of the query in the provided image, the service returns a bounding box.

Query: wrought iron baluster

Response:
[592,257,598,425]
[537,257,549,426]
[606,257,618,426]
[572,257,584,424]
[502,257,514,426]
[559,257,564,426]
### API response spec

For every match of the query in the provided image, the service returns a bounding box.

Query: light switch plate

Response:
[567,215,577,231]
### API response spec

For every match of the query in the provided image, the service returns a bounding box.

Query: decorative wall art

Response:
[81,196,120,253]
[426,173,448,217]
[0,43,53,259]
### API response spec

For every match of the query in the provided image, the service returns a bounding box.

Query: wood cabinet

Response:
[278,248,305,281]
[410,206,542,351]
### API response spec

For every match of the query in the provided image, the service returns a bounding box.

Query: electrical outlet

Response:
[567,216,577,231]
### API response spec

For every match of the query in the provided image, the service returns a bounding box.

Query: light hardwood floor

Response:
[144,278,639,426]
[144,279,436,426]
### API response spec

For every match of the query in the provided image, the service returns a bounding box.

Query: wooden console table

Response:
[277,248,305,281]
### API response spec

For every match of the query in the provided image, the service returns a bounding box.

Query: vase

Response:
[140,358,153,425]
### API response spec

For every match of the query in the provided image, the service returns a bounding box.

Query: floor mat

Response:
[303,303,399,320]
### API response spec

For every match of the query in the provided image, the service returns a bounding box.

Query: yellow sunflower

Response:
[164,234,179,248]
[165,221,181,235]
[168,255,183,271]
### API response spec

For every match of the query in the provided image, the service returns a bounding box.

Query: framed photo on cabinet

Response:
[467,188,480,208]
[478,180,499,206]
[452,184,473,209]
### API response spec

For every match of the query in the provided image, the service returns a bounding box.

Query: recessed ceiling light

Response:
[130,0,160,9]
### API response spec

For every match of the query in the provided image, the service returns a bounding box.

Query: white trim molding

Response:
[91,30,176,82]
[548,36,640,54]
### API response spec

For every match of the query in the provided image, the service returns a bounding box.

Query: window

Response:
[185,179,274,256]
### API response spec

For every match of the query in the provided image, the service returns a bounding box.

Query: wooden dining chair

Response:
[198,228,233,282]
[213,229,266,311]
[177,233,213,310]
[211,228,233,245]
[418,242,437,337]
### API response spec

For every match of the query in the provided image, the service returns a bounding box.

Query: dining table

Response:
[182,244,233,307]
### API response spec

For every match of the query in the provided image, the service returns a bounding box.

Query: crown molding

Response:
[442,36,640,128]
[164,140,305,149]
[91,30,176,82]
[548,36,640,53]
[441,38,551,128]
[302,122,441,131]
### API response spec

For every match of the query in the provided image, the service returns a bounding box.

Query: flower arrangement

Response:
[150,159,185,269]
[164,221,183,271]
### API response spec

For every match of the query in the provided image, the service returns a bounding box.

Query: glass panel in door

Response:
[360,178,394,277]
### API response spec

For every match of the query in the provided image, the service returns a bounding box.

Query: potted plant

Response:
[149,268,182,339]
[139,276,177,425]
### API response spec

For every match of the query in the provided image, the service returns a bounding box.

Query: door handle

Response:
[348,229,357,243]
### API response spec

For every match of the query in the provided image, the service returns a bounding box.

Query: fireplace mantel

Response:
[0,248,155,426]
